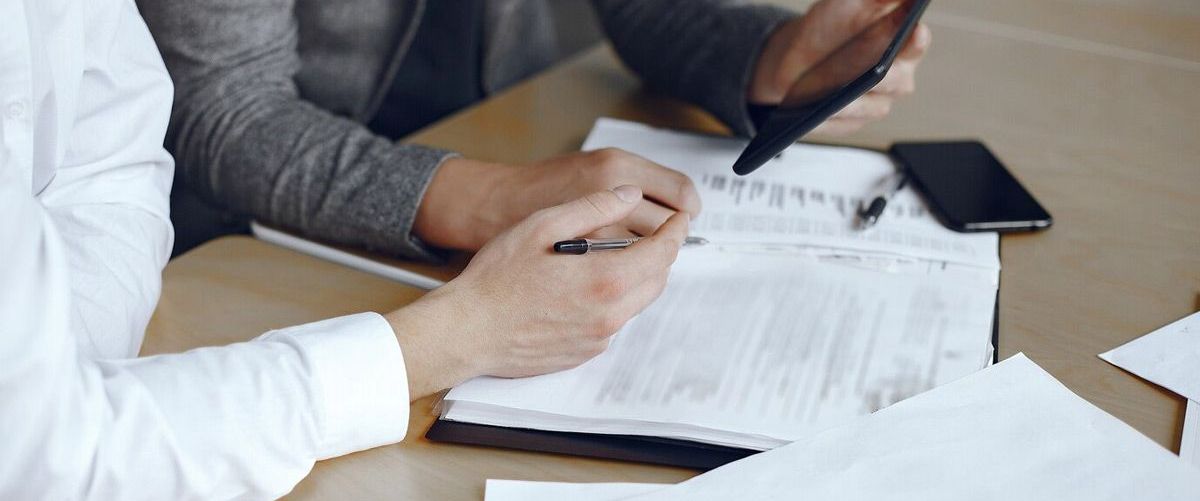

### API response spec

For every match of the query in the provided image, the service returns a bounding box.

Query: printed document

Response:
[583,118,999,269]
[445,250,995,449]
[442,119,1000,450]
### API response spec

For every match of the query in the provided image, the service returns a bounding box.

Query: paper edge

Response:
[1181,399,1200,467]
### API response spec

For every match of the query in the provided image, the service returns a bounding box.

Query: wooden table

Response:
[145,1,1200,499]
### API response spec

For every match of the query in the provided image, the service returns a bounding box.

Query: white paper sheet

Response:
[1099,310,1200,402]
[444,249,997,449]
[491,355,1200,501]
[484,480,666,501]
[1183,399,1200,467]
[251,222,445,290]
[581,118,1000,270]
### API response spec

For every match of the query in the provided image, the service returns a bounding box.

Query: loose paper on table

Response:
[485,355,1200,501]
[1099,310,1200,402]
[1099,310,1200,463]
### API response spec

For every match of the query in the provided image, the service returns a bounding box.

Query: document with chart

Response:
[435,119,1001,455]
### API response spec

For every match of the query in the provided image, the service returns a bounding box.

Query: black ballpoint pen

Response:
[857,173,908,230]
[553,236,709,255]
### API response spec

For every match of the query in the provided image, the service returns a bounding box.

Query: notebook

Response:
[428,118,1001,465]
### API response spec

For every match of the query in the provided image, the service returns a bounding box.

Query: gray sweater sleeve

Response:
[137,0,448,261]
[592,0,796,137]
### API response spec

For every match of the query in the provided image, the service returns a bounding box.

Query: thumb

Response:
[537,185,643,239]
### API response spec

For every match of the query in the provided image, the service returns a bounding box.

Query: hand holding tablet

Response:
[735,0,932,176]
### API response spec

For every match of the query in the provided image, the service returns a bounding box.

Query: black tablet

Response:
[732,0,932,176]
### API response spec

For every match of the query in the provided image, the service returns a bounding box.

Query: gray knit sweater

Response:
[136,0,795,260]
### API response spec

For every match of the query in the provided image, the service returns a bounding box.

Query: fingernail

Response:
[612,185,641,203]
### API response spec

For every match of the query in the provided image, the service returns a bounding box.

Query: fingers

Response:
[809,21,928,137]
[831,93,894,121]
[871,24,928,97]
[618,211,689,276]
[605,216,689,326]
[584,226,639,240]
[816,88,900,136]
[803,0,905,55]
[898,23,932,62]
[637,163,703,216]
[535,185,643,239]
[871,61,917,96]
[622,200,675,237]
[589,148,702,216]
[582,213,687,339]
[812,118,869,136]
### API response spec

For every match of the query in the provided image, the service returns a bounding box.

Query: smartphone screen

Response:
[890,141,1053,232]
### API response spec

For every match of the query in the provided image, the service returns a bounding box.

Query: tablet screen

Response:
[733,0,931,176]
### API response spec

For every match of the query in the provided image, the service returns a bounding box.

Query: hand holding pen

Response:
[407,186,689,386]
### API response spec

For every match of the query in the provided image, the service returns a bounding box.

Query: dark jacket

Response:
[137,0,794,259]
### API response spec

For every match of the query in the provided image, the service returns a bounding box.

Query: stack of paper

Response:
[440,119,1000,452]
[485,355,1200,501]
[1100,310,1200,466]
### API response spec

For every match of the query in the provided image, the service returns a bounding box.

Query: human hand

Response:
[414,150,700,251]
[748,0,932,136]
[389,185,689,398]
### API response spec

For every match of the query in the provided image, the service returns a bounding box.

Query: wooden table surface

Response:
[144,1,1200,499]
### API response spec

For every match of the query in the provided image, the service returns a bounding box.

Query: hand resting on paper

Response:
[388,186,689,398]
[749,0,932,136]
[414,150,701,251]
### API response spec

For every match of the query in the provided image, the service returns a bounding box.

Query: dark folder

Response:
[426,420,757,471]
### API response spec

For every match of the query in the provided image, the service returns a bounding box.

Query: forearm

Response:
[591,0,795,136]
[171,90,454,260]
[139,0,453,260]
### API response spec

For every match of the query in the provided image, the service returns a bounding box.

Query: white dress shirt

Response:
[0,0,411,499]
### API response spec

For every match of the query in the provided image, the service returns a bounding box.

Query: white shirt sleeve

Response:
[0,177,411,500]
[35,0,176,359]
[1,1,412,499]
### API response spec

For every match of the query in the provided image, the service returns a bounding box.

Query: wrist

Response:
[385,294,479,399]
[413,157,516,251]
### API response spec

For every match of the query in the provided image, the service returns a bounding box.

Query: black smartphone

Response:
[890,141,1053,232]
[733,0,931,176]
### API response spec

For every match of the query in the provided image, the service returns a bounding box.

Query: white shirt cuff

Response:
[264,312,410,459]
